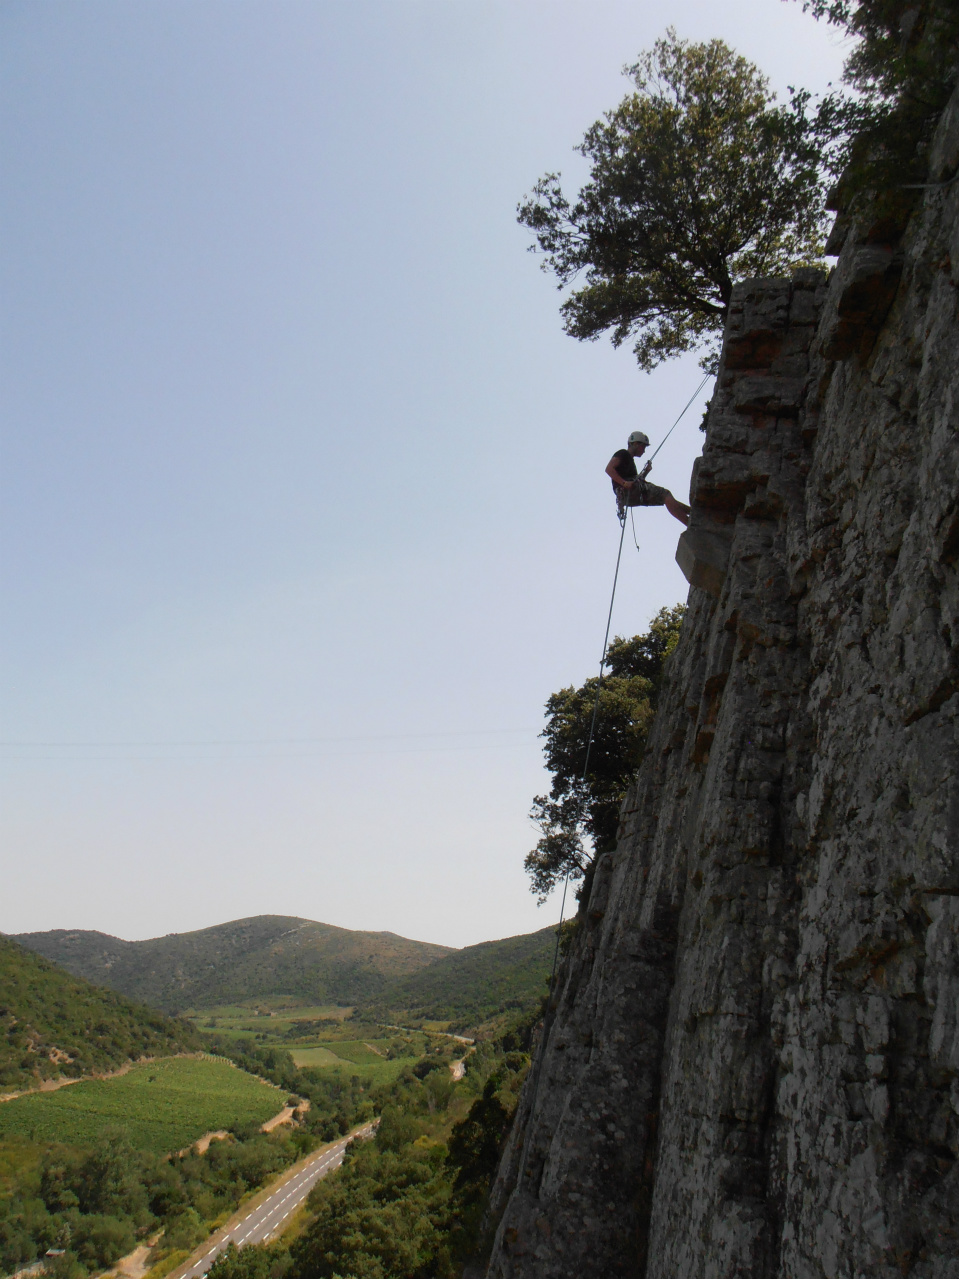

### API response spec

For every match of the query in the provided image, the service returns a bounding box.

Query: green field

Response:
[290,1040,407,1086]
[316,1039,389,1064]
[289,1047,350,1068]
[0,1056,284,1154]
[184,1001,354,1042]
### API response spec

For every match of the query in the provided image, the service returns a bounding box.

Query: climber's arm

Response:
[606,456,633,488]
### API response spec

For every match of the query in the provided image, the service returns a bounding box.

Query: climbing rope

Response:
[549,369,712,973]
[542,505,629,992]
[514,508,627,1192]
[514,375,712,1191]
[645,372,711,466]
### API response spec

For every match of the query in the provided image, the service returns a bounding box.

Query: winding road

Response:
[170,1123,376,1279]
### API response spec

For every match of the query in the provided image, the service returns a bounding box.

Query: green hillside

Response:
[370,926,557,1028]
[13,916,453,1013]
[0,936,200,1090]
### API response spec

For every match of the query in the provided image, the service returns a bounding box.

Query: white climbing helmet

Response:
[628,431,650,446]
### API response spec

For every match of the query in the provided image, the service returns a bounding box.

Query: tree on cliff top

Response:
[525,605,685,903]
[517,31,825,372]
[799,0,959,193]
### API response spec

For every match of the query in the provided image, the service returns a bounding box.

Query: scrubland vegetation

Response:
[0,1121,315,1279]
[0,939,199,1091]
[13,921,451,1016]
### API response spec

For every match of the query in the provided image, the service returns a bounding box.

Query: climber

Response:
[606,430,690,526]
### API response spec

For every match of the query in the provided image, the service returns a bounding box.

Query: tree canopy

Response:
[525,605,684,902]
[801,0,959,193]
[518,31,825,371]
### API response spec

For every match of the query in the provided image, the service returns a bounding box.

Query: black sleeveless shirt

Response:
[610,448,638,491]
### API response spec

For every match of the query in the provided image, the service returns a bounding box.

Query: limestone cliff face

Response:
[485,90,959,1279]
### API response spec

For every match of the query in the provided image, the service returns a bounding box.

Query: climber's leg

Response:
[663,492,690,526]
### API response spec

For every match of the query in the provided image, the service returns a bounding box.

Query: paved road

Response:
[381,1022,474,1045]
[174,1123,375,1279]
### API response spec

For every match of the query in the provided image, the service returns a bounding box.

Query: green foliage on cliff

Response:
[526,605,685,901]
[0,936,200,1090]
[803,0,959,191]
[518,31,825,370]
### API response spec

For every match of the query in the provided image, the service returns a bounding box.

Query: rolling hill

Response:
[0,935,201,1090]
[12,915,454,1012]
[370,926,557,1028]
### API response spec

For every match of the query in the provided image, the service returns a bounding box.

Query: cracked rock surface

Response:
[485,88,959,1279]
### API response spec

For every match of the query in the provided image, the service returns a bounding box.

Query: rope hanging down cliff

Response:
[514,377,708,1192]
[556,368,710,935]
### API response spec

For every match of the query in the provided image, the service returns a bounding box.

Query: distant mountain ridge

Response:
[0,935,200,1089]
[12,915,454,1013]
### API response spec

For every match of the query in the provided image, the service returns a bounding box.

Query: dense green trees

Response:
[285,1053,528,1279]
[802,0,959,191]
[363,928,556,1033]
[518,32,824,371]
[0,1124,308,1278]
[208,1241,282,1279]
[446,1078,510,1194]
[526,606,684,901]
[0,1052,372,1279]
[0,938,200,1089]
[290,1140,453,1279]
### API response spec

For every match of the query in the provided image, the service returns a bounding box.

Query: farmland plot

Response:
[289,1040,409,1086]
[0,1056,283,1153]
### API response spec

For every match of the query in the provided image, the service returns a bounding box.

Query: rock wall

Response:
[485,89,959,1279]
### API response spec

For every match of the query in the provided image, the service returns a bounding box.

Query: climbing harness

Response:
[514,374,710,1189]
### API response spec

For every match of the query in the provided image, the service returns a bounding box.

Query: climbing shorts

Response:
[617,480,668,512]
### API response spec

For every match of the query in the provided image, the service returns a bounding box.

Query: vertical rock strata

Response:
[486,94,959,1279]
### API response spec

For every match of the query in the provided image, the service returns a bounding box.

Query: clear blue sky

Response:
[1,0,846,947]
